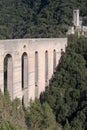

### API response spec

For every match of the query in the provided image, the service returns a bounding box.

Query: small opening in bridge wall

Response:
[23,45,26,48]
[22,52,28,89]
[45,50,48,86]
[35,51,38,98]
[53,49,56,73]
[4,54,13,99]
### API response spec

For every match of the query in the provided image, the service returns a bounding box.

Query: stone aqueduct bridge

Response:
[0,38,67,106]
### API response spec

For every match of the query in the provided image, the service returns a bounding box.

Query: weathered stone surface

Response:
[0,38,67,106]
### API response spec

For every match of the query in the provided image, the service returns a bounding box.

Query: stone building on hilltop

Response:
[67,9,87,37]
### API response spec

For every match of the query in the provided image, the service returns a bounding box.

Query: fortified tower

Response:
[73,9,80,27]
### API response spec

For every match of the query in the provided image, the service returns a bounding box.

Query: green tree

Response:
[26,99,59,130]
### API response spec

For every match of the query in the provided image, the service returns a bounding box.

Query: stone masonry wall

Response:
[0,38,67,106]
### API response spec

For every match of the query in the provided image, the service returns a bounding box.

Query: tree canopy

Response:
[0,0,87,39]
[41,35,87,130]
[0,0,87,129]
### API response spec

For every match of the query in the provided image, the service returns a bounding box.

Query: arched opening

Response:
[45,50,48,86]
[22,52,28,89]
[53,49,56,73]
[4,54,13,99]
[35,51,38,98]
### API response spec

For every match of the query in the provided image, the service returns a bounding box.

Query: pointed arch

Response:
[45,50,48,85]
[21,52,28,89]
[35,51,38,98]
[53,49,56,73]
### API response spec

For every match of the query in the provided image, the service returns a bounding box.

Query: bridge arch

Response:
[0,38,67,106]
[21,52,28,107]
[21,52,28,89]
[4,54,13,100]
[53,49,56,73]
[45,50,48,86]
[35,51,38,98]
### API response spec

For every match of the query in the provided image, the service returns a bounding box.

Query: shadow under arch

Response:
[53,49,56,73]
[21,52,28,107]
[35,51,38,98]
[4,54,13,99]
[21,52,28,89]
[45,50,48,86]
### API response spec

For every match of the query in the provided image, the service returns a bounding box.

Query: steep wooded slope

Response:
[0,0,87,39]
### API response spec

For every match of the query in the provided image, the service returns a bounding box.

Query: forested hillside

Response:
[28,35,87,130]
[0,0,87,39]
[1,0,87,130]
[1,35,87,130]
[0,91,27,130]
[41,35,87,130]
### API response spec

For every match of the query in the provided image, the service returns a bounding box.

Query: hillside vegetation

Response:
[42,35,87,130]
[0,0,87,39]
[28,35,87,130]
[1,35,87,130]
[1,0,87,130]
[0,91,27,130]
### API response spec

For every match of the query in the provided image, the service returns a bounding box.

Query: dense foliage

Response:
[0,91,59,130]
[1,0,87,129]
[41,35,87,130]
[21,35,87,130]
[1,35,87,130]
[26,100,59,130]
[0,91,27,130]
[0,0,87,39]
